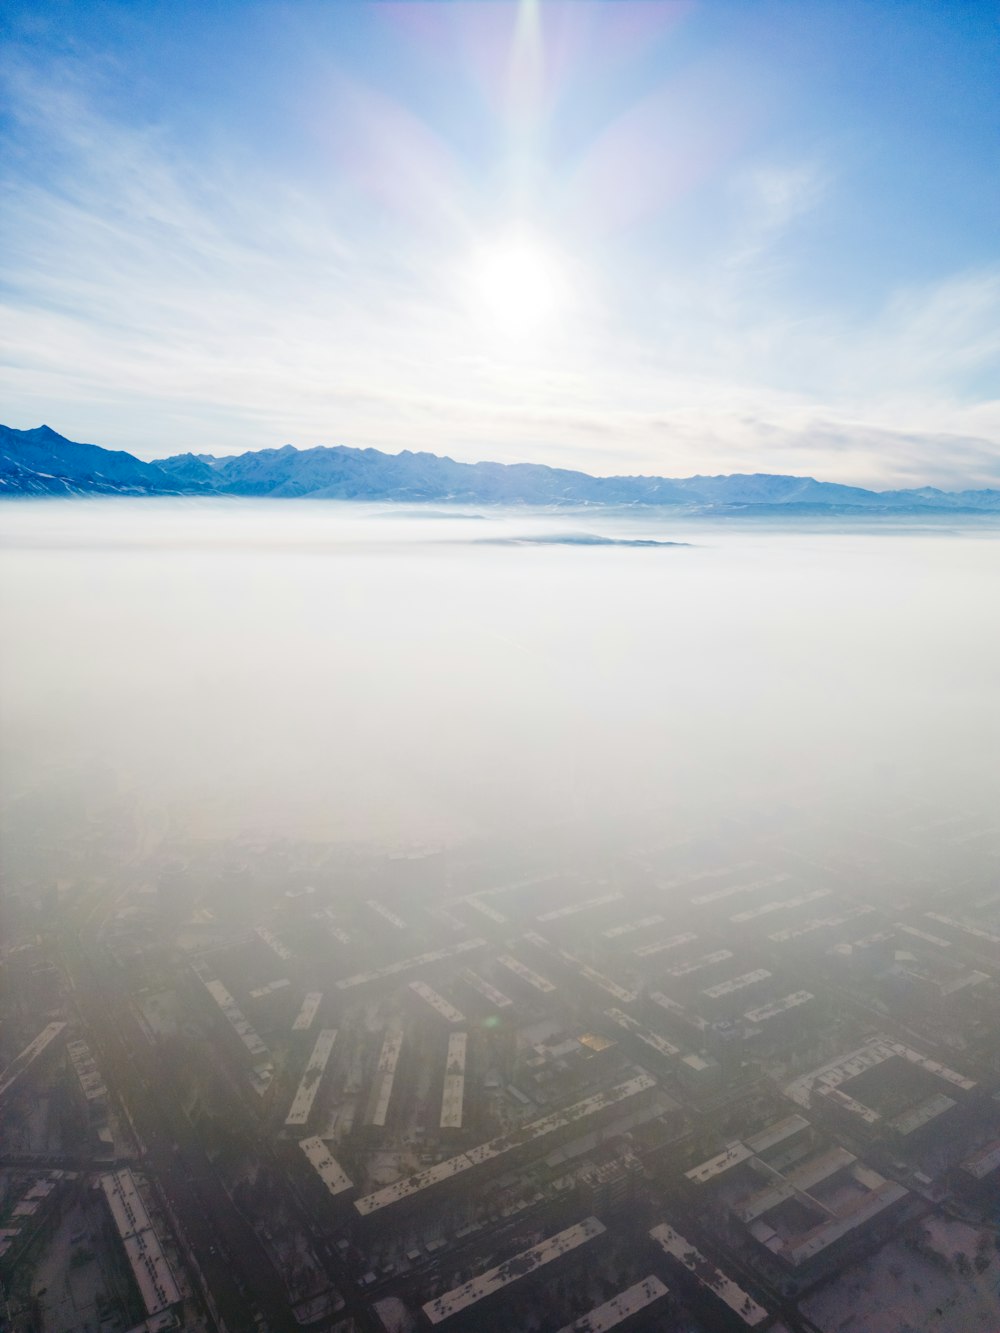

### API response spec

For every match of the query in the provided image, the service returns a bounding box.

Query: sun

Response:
[468,232,564,336]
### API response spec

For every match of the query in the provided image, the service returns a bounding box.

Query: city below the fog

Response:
[3,779,1000,1333]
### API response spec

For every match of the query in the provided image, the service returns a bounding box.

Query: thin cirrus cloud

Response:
[1,6,998,489]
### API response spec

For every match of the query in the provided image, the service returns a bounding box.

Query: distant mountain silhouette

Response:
[3,423,1000,512]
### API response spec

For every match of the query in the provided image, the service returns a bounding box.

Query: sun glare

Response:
[469,234,564,336]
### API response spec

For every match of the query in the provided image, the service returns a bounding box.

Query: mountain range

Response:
[3,422,1000,513]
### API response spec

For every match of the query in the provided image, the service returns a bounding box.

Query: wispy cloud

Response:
[2,39,998,489]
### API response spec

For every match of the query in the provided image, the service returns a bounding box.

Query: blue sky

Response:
[2,0,998,485]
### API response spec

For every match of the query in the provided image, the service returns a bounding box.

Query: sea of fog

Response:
[1,499,998,849]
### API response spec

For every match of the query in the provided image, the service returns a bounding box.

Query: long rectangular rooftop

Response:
[463,896,507,924]
[355,1072,657,1216]
[336,937,487,990]
[604,1008,681,1058]
[649,1222,768,1326]
[633,932,699,959]
[768,905,877,944]
[202,977,269,1061]
[526,934,636,1003]
[100,1171,180,1316]
[440,1032,467,1130]
[685,1114,811,1185]
[292,992,323,1032]
[67,1038,107,1104]
[299,1137,353,1198]
[367,899,407,930]
[691,872,791,906]
[496,953,556,994]
[410,980,465,1024]
[926,912,1000,945]
[604,914,665,939]
[702,969,772,1000]
[730,888,831,924]
[0,1021,67,1102]
[255,926,292,960]
[367,1028,404,1128]
[459,968,512,1008]
[556,1275,669,1333]
[249,978,290,999]
[744,990,814,1024]
[285,1028,338,1127]
[422,1217,606,1325]
[665,949,733,978]
[537,892,624,922]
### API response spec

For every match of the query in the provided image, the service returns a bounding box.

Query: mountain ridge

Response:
[3,422,1000,512]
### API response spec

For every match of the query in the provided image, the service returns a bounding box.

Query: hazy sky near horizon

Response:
[2,1,999,486]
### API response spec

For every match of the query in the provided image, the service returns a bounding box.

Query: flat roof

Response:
[745,1114,811,1154]
[249,978,290,999]
[67,1038,107,1103]
[537,892,624,922]
[367,1028,404,1128]
[604,1008,681,1058]
[739,1147,857,1222]
[744,991,814,1024]
[897,924,952,948]
[100,1171,180,1316]
[422,1217,606,1324]
[927,912,1000,945]
[410,980,465,1024]
[686,1115,811,1184]
[649,1222,768,1326]
[463,896,507,924]
[526,933,636,1003]
[604,915,665,939]
[686,1142,754,1184]
[440,1032,467,1130]
[665,949,733,978]
[285,1028,338,1127]
[556,1275,669,1333]
[255,926,292,960]
[202,977,269,1061]
[0,1021,67,1101]
[292,992,323,1032]
[648,990,711,1031]
[731,889,830,925]
[960,1139,1000,1181]
[828,930,894,958]
[702,969,772,1000]
[691,872,791,906]
[790,1180,909,1265]
[496,953,556,994]
[336,937,487,990]
[785,1038,976,1119]
[633,932,698,959]
[367,900,407,930]
[769,905,877,944]
[355,1072,657,1216]
[889,1093,957,1136]
[459,968,513,1008]
[299,1136,353,1197]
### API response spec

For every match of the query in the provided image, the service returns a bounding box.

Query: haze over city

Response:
[2,5,1000,1333]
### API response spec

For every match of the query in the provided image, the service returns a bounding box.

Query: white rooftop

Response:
[285,1029,338,1127]
[299,1136,353,1197]
[422,1218,606,1324]
[556,1275,669,1333]
[650,1222,768,1325]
